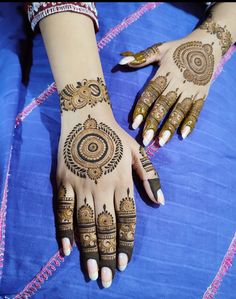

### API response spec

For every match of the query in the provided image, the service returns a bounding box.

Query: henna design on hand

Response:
[139,146,157,174]
[63,115,123,184]
[121,43,163,66]
[173,41,215,86]
[182,97,205,132]
[133,73,169,120]
[161,97,193,137]
[143,90,178,135]
[59,78,110,112]
[199,16,232,55]
[97,204,116,276]
[77,198,99,264]
[117,188,136,261]
[56,185,74,245]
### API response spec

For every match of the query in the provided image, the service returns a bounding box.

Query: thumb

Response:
[132,145,165,205]
[119,42,163,68]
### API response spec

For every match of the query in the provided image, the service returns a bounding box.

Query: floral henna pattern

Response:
[133,73,169,120]
[63,115,123,184]
[173,41,215,85]
[97,204,116,275]
[199,16,232,55]
[117,188,136,260]
[56,185,74,245]
[59,78,110,112]
[182,97,205,131]
[143,90,178,134]
[121,42,163,66]
[77,198,98,262]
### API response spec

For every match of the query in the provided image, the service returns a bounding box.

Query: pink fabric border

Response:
[10,3,162,298]
[202,232,236,299]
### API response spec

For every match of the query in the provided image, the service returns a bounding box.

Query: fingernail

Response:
[101,267,112,288]
[159,130,171,147]
[181,126,191,139]
[143,130,154,147]
[87,259,98,281]
[157,189,165,205]
[119,56,135,65]
[62,238,71,256]
[132,115,143,129]
[118,253,128,271]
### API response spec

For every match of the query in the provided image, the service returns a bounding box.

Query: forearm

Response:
[39,12,114,125]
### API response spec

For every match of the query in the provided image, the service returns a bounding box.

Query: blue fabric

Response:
[0,2,236,299]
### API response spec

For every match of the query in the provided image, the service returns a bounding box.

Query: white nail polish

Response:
[119,56,135,65]
[102,280,112,288]
[89,272,98,281]
[132,115,143,129]
[64,248,71,256]
[157,189,165,205]
[87,259,98,281]
[159,130,171,147]
[62,238,71,256]
[118,253,128,271]
[143,130,154,147]
[181,126,191,139]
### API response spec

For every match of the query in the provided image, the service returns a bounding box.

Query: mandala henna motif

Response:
[59,77,110,112]
[139,146,157,175]
[63,115,123,184]
[117,188,136,260]
[133,73,169,120]
[77,198,98,257]
[143,90,178,133]
[173,41,215,85]
[199,16,232,55]
[161,97,193,136]
[56,185,74,245]
[97,204,116,274]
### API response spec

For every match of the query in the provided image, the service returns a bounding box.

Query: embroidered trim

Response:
[202,232,236,299]
[28,3,98,31]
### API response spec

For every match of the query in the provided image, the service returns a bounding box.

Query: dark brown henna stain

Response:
[139,146,157,175]
[97,204,116,277]
[199,16,232,55]
[182,98,205,131]
[56,185,74,246]
[63,115,123,184]
[148,178,161,202]
[173,41,214,86]
[59,77,110,112]
[117,188,136,261]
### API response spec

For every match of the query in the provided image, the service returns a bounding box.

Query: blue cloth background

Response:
[0,2,236,299]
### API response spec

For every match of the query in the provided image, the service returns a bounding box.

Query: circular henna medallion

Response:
[173,41,214,86]
[63,115,123,183]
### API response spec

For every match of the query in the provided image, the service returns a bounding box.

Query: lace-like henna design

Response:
[182,97,205,132]
[97,204,116,276]
[199,16,232,55]
[161,97,193,137]
[121,42,163,66]
[139,146,161,202]
[173,41,214,86]
[143,90,178,134]
[63,115,123,184]
[133,73,169,120]
[56,185,74,245]
[59,77,110,112]
[77,198,99,263]
[117,188,136,260]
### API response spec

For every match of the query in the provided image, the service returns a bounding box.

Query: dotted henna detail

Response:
[59,77,110,112]
[173,41,214,86]
[63,115,123,184]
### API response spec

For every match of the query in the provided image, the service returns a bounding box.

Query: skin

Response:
[39,13,164,288]
[119,3,236,147]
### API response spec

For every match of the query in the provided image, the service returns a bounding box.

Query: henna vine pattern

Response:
[97,204,116,262]
[63,115,123,184]
[199,17,232,55]
[182,98,205,131]
[173,41,214,86]
[59,77,110,112]
[139,146,156,174]
[134,73,169,119]
[77,198,98,257]
[117,188,136,259]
